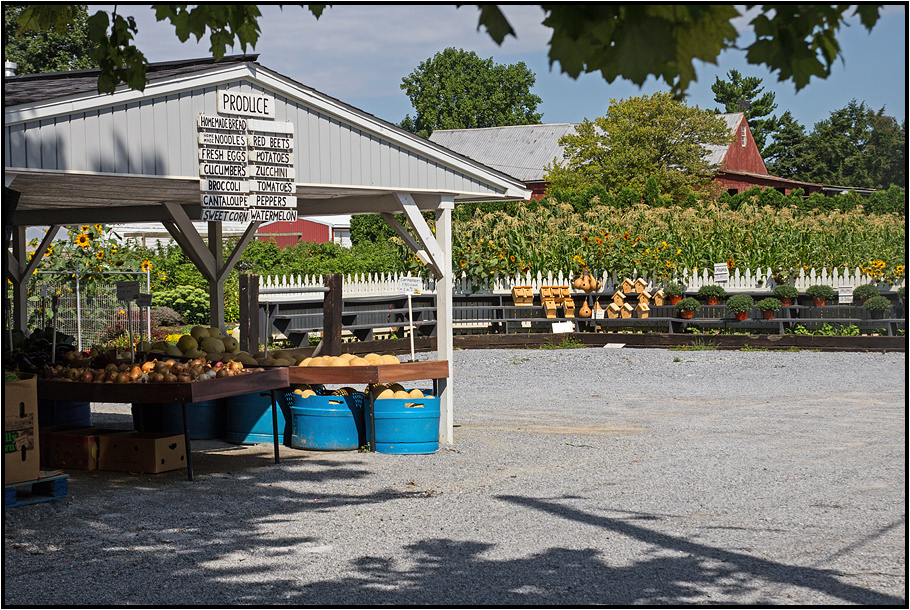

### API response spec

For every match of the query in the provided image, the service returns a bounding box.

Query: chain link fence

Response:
[19,271,152,351]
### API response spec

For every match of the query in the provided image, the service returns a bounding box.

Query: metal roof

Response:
[430,115,745,183]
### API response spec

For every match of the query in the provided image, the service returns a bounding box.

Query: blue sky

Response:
[115,4,907,131]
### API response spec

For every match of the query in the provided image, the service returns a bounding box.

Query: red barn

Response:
[255,216,351,248]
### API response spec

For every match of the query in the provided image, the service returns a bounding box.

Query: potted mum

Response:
[863,295,892,320]
[755,297,782,320]
[696,284,728,306]
[805,284,836,306]
[663,281,686,305]
[674,297,701,319]
[725,294,754,321]
[772,284,799,306]
[852,283,879,306]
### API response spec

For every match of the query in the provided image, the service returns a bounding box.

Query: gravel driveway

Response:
[4,347,906,606]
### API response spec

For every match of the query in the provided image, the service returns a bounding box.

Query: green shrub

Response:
[674,297,701,312]
[697,284,728,299]
[863,296,892,312]
[852,284,880,300]
[806,284,836,299]
[772,284,799,299]
[725,294,754,313]
[663,281,686,297]
[755,297,782,312]
[153,285,209,325]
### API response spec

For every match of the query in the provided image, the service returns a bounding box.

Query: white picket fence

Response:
[258,267,904,302]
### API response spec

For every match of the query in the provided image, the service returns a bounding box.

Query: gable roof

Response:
[429,114,747,183]
[430,123,578,182]
[5,55,530,227]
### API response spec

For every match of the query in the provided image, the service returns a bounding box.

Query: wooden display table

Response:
[284,360,450,451]
[38,368,290,480]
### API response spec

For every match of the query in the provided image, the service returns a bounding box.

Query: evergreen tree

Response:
[711,69,778,156]
[763,111,809,180]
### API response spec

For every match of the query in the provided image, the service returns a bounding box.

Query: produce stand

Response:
[285,361,450,451]
[37,368,290,481]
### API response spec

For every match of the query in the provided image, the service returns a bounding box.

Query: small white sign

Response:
[200,178,250,193]
[217,90,275,118]
[250,194,293,208]
[199,161,249,178]
[249,178,296,194]
[247,118,294,134]
[251,150,293,164]
[838,286,853,304]
[248,208,298,222]
[552,321,574,334]
[201,208,252,223]
[398,276,423,294]
[197,114,248,131]
[116,281,140,302]
[713,263,729,282]
[136,293,153,308]
[201,193,249,208]
[199,147,247,163]
[247,134,293,150]
[198,132,247,146]
[250,164,295,180]
[593,307,605,320]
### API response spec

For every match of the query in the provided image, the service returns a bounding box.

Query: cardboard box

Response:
[98,432,187,474]
[5,374,41,485]
[40,427,133,470]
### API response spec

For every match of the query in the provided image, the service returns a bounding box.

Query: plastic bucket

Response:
[37,400,92,428]
[290,393,365,451]
[365,393,440,454]
[224,390,292,445]
[131,400,226,440]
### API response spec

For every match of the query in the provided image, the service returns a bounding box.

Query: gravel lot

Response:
[4,347,906,606]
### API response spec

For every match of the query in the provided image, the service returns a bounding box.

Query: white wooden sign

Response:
[217,90,276,118]
[201,209,252,222]
[552,321,574,334]
[713,262,729,282]
[200,178,249,193]
[398,276,423,294]
[249,208,297,222]
[838,286,853,304]
[201,194,249,208]
[250,194,293,208]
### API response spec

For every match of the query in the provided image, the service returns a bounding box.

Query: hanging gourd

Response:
[579,300,592,318]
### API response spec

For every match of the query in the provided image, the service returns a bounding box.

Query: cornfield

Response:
[453,199,905,287]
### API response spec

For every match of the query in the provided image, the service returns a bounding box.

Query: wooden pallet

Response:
[5,471,69,508]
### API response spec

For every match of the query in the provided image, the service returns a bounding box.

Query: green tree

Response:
[711,69,778,156]
[545,92,732,201]
[3,4,96,74]
[399,47,542,138]
[801,100,906,189]
[763,110,809,179]
[9,5,885,97]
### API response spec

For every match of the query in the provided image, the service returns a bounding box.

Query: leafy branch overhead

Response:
[11,4,883,96]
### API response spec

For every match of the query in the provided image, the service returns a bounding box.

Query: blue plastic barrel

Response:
[37,400,92,428]
[131,400,226,440]
[290,393,365,451]
[224,390,292,445]
[365,393,440,454]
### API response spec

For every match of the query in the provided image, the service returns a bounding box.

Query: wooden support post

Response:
[323,273,343,356]
[239,274,259,354]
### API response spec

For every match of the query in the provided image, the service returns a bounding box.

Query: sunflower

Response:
[43,244,54,257]
[93,224,104,234]
[96,251,104,260]
[80,225,91,234]
[75,233,90,248]
[141,260,152,272]
[727,258,735,270]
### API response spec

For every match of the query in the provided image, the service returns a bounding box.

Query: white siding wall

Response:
[5,81,503,198]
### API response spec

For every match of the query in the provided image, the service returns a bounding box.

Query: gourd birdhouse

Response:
[579,300,592,318]
[635,302,650,319]
[634,277,649,293]
[620,278,634,293]
[607,303,621,319]
[652,290,665,307]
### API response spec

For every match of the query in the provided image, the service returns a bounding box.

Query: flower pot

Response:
[857,298,869,306]
[668,296,682,306]
[678,310,694,319]
[812,297,826,306]
[705,296,719,305]
[869,310,887,320]
[779,298,793,306]
[761,310,775,320]
[733,311,748,321]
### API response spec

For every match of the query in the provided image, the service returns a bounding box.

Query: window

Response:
[741,126,747,147]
